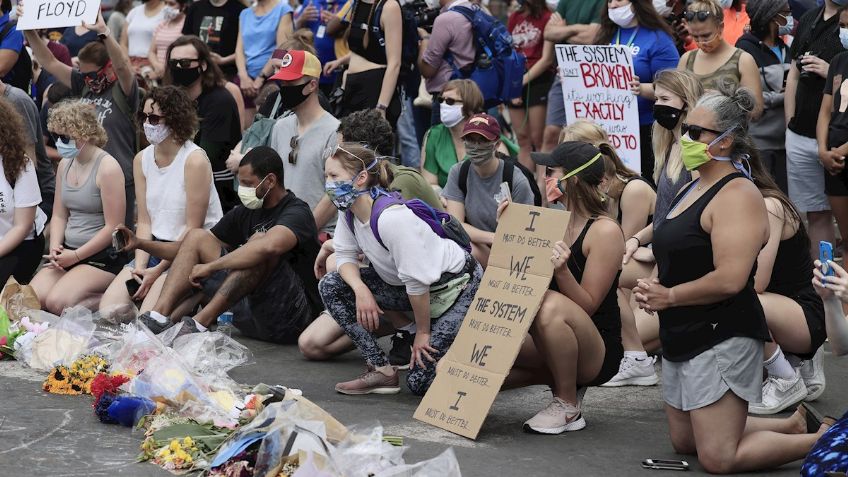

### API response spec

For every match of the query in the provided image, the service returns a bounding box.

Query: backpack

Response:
[345,189,472,252]
[356,0,420,93]
[446,5,525,109]
[459,157,542,206]
[241,94,282,152]
[0,21,32,94]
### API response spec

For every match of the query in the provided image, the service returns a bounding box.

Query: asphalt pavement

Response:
[0,334,845,476]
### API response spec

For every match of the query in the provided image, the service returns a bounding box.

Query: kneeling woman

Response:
[634,84,827,474]
[319,143,482,396]
[31,100,126,314]
[503,141,625,434]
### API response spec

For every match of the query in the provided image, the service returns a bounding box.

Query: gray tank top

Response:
[62,152,107,249]
[654,158,692,231]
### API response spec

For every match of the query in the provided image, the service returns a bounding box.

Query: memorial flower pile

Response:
[43,354,109,395]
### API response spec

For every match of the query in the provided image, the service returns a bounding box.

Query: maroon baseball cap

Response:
[461,113,501,141]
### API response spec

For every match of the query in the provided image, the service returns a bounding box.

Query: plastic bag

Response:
[373,448,461,477]
[28,306,96,370]
[332,422,406,476]
[109,319,179,376]
[172,331,254,377]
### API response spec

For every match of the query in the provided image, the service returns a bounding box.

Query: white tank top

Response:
[141,142,223,241]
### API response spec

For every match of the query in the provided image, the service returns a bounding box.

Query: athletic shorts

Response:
[787,129,830,212]
[64,244,126,276]
[519,70,555,108]
[582,327,624,387]
[545,76,567,126]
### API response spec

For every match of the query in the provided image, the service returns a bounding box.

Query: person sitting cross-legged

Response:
[124,146,323,341]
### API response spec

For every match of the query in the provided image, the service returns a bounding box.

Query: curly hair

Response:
[141,86,199,144]
[337,109,394,155]
[47,100,108,148]
[0,98,30,185]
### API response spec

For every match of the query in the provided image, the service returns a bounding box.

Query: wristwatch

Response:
[97,28,111,41]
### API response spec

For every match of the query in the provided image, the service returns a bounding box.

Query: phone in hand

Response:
[820,241,835,277]
[125,278,141,297]
[496,181,512,203]
[112,230,126,251]
[642,459,689,471]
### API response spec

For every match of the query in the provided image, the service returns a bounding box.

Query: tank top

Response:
[616,176,654,227]
[347,0,388,65]
[653,157,692,231]
[767,220,814,298]
[684,48,743,92]
[550,218,622,335]
[653,173,770,362]
[141,142,224,242]
[62,151,107,249]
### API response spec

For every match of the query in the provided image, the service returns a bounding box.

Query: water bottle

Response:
[217,311,234,335]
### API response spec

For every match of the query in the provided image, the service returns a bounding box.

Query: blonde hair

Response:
[651,69,704,184]
[443,79,485,118]
[561,120,638,180]
[687,0,724,24]
[47,100,108,148]
[331,142,394,189]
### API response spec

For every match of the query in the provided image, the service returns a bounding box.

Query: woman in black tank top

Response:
[635,85,828,474]
[502,141,624,436]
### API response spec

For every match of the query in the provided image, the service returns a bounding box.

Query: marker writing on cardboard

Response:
[38,1,89,19]
[525,211,540,232]
[470,343,491,367]
[509,255,533,281]
[450,391,467,411]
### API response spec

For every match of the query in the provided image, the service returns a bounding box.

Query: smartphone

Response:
[498,181,512,203]
[112,230,126,251]
[642,459,690,471]
[820,241,835,277]
[125,278,141,297]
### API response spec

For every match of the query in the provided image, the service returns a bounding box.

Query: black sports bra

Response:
[347,0,389,65]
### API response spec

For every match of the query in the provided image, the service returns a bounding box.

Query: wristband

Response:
[668,286,676,306]
[628,236,641,247]
[97,28,111,41]
[376,103,388,111]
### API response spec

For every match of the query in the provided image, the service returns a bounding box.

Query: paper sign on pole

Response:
[555,44,641,173]
[17,0,100,31]
[414,203,569,439]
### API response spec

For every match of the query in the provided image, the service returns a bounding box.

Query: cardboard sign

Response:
[17,0,100,31]
[556,44,641,173]
[414,203,569,439]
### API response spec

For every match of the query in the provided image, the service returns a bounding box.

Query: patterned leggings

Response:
[319,253,482,396]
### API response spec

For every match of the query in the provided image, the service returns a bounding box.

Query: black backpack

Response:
[458,156,542,206]
[0,20,32,94]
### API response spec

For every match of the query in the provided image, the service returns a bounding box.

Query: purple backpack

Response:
[345,190,472,252]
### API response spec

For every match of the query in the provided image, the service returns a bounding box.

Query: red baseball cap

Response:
[269,50,322,81]
[461,113,501,141]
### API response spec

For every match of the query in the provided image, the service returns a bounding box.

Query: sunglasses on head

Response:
[51,132,70,144]
[289,135,299,164]
[137,112,165,125]
[168,58,199,69]
[437,97,463,106]
[684,10,713,22]
[682,123,723,141]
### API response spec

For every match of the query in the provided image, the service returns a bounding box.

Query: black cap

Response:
[531,141,605,185]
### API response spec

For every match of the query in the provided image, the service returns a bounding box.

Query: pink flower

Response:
[0,336,7,346]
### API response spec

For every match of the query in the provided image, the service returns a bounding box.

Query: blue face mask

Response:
[56,137,80,159]
[325,178,368,211]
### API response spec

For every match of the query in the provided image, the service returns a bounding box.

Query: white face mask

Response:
[778,14,794,36]
[652,0,672,17]
[143,122,171,146]
[546,0,559,11]
[238,175,271,210]
[440,103,465,128]
[608,4,636,28]
[162,6,180,21]
[717,0,732,8]
[841,28,848,50]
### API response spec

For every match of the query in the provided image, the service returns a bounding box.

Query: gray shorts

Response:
[662,337,763,411]
[546,76,567,126]
[786,129,830,213]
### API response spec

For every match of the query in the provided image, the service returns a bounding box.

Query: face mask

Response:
[83,63,117,94]
[680,127,737,171]
[238,175,271,209]
[325,178,367,211]
[777,14,794,36]
[841,28,848,50]
[171,66,201,87]
[652,0,672,17]
[608,4,636,28]
[653,104,684,130]
[546,0,558,11]
[465,140,497,165]
[717,0,732,8]
[162,6,181,21]
[56,137,80,159]
[440,103,464,128]
[143,122,171,145]
[545,176,563,203]
[278,82,313,110]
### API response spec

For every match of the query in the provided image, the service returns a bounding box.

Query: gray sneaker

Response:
[173,316,205,338]
[523,397,586,434]
[137,311,174,334]
[800,347,826,402]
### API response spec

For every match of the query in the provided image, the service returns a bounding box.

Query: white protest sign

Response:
[556,44,641,173]
[16,0,100,31]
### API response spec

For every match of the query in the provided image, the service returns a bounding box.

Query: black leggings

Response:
[0,235,45,286]
[341,68,402,127]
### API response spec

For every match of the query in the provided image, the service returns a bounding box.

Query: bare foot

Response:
[788,407,807,435]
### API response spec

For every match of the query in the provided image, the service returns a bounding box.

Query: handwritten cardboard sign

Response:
[414,203,569,439]
[17,0,100,31]
[556,44,641,173]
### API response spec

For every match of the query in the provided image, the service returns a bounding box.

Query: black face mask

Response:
[171,66,201,87]
[653,104,685,131]
[277,82,312,110]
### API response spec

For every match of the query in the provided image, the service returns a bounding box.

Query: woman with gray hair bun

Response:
[736,0,792,193]
[634,81,831,474]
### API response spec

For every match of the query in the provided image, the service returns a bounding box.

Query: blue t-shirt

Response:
[612,26,679,125]
[60,27,99,58]
[0,13,24,84]
[294,0,350,84]
[240,1,293,78]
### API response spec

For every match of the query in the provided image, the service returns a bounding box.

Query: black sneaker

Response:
[174,316,205,339]
[388,331,414,370]
[137,311,174,334]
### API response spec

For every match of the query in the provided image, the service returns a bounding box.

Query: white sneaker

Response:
[748,369,808,415]
[600,355,659,387]
[799,347,826,402]
[523,397,586,435]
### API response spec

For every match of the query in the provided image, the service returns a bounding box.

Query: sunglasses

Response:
[437,97,463,106]
[682,123,723,141]
[168,58,199,69]
[137,112,165,125]
[289,135,299,164]
[80,69,100,81]
[684,10,713,22]
[51,132,70,144]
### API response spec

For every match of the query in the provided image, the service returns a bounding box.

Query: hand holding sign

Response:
[16,0,101,31]
[80,9,107,35]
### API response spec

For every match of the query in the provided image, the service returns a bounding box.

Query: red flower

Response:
[90,373,129,402]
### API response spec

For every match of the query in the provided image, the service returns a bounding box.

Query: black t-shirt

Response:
[182,0,246,78]
[196,86,241,169]
[825,51,848,148]
[789,7,845,138]
[211,190,321,308]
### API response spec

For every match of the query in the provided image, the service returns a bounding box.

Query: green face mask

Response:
[680,127,736,171]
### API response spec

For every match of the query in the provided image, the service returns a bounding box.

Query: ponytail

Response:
[331,142,395,189]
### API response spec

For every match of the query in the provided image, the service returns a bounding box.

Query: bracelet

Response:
[376,103,388,111]
[628,236,642,247]
[668,286,677,306]
[73,251,81,262]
